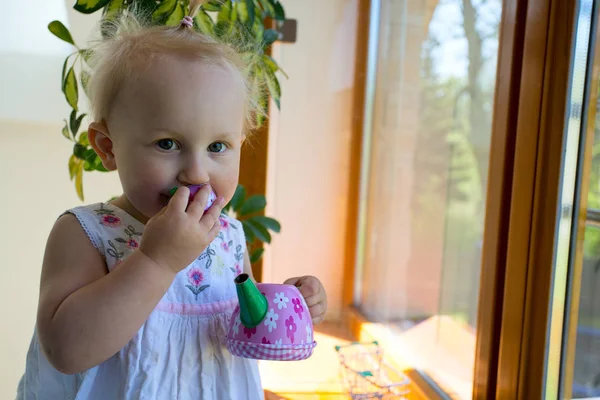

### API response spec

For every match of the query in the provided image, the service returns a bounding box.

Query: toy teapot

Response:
[226,273,317,361]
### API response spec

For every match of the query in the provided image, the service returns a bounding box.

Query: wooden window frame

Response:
[342,0,583,398]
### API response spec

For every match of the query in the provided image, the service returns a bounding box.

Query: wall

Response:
[0,0,358,397]
[263,0,358,319]
[0,5,117,399]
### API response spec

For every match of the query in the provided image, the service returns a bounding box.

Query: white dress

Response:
[17,203,263,400]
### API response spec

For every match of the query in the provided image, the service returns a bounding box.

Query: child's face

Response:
[102,56,246,220]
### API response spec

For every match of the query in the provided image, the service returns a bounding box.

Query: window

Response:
[354,0,502,397]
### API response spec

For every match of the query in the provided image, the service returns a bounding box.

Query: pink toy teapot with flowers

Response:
[225,273,317,361]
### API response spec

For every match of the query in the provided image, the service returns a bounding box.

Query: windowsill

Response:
[259,309,475,399]
[259,321,354,396]
[355,311,475,399]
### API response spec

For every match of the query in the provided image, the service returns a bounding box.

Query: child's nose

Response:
[178,157,210,186]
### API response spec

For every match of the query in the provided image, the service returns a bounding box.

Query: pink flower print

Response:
[185,268,210,299]
[292,298,305,320]
[219,217,229,229]
[244,326,257,339]
[126,238,139,249]
[235,264,242,276]
[221,241,230,252]
[187,269,204,286]
[285,316,297,344]
[101,215,121,227]
[262,337,271,345]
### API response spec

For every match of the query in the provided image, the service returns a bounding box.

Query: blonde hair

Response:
[88,1,261,132]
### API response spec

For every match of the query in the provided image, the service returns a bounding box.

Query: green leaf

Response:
[73,0,112,14]
[62,120,71,141]
[78,131,90,146]
[246,0,256,26]
[237,1,248,22]
[68,154,79,181]
[255,77,269,127]
[61,56,70,88]
[195,10,214,34]
[204,1,223,12]
[104,0,124,19]
[246,219,271,243]
[166,3,184,26]
[75,162,84,201]
[79,49,94,65]
[229,185,246,212]
[237,0,255,25]
[217,0,231,21]
[257,0,275,16]
[214,20,231,38]
[63,67,79,111]
[240,195,267,216]
[263,29,279,46]
[250,247,265,263]
[271,0,285,20]
[252,12,264,41]
[81,70,92,98]
[73,143,88,160]
[263,54,288,79]
[242,220,256,243]
[264,67,281,109]
[152,0,177,23]
[248,215,281,233]
[48,21,75,45]
[70,111,86,136]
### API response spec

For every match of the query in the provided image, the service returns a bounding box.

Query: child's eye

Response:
[208,142,227,153]
[156,139,180,151]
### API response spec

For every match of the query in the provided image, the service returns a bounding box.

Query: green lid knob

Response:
[234,273,268,328]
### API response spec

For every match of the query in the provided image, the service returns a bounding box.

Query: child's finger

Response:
[303,294,321,308]
[167,186,190,213]
[199,196,224,230]
[206,217,222,239]
[187,185,211,218]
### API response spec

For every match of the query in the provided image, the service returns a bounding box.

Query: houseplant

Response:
[47,0,285,262]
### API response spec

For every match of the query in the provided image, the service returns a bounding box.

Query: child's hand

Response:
[283,276,327,325]
[140,185,224,275]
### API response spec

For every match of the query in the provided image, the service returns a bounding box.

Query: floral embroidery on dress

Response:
[198,245,216,268]
[234,245,244,262]
[213,255,225,277]
[94,204,121,228]
[230,263,242,276]
[219,217,229,229]
[186,268,210,299]
[221,240,233,253]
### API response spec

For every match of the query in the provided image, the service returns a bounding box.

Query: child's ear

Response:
[88,121,117,171]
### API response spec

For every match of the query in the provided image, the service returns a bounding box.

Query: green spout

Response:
[234,273,268,328]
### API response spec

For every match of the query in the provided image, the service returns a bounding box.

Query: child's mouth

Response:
[164,185,217,211]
